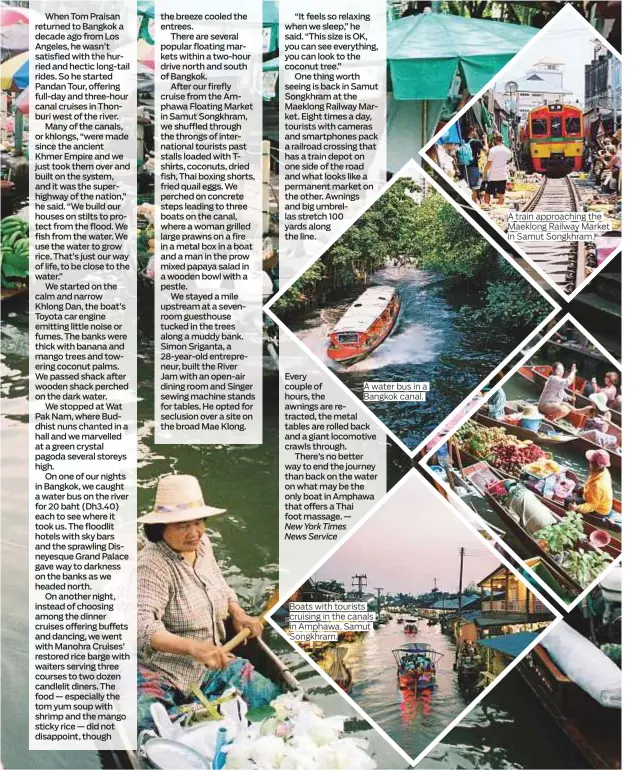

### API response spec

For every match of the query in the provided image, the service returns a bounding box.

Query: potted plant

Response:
[562,549,613,588]
[534,511,586,563]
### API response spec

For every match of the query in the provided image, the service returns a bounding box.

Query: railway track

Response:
[515,176,585,294]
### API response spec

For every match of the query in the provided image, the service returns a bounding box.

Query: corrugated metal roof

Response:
[331,286,397,334]
[431,595,480,610]
[477,631,539,657]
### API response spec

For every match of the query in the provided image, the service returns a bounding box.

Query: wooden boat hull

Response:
[327,293,400,365]
[517,648,621,769]
[518,365,622,427]
[504,399,622,471]
[398,672,435,690]
[456,450,621,574]
[475,411,577,448]
[460,447,621,539]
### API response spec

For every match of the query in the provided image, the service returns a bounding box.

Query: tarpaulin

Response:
[387,14,536,101]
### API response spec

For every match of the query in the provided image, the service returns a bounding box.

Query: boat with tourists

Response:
[503,399,622,470]
[403,618,419,635]
[327,285,400,365]
[518,364,622,427]
[393,642,443,692]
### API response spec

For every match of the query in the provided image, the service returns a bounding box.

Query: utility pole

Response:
[374,587,383,618]
[455,548,465,666]
[351,574,367,599]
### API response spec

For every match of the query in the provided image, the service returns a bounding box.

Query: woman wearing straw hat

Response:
[579,393,619,451]
[136,474,280,731]
[567,449,613,518]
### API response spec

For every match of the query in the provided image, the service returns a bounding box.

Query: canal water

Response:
[289,267,533,450]
[2,305,587,769]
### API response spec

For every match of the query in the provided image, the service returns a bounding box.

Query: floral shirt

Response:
[538,375,570,408]
[137,536,238,692]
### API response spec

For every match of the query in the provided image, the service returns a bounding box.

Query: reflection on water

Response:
[292,267,529,450]
[330,622,471,759]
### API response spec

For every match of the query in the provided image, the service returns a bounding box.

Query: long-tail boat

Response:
[518,365,622,427]
[393,643,442,692]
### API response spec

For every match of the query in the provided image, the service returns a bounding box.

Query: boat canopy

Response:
[404,618,418,623]
[393,643,443,664]
[331,286,397,334]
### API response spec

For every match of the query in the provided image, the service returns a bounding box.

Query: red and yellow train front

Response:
[527,104,584,175]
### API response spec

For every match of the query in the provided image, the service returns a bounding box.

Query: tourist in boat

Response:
[567,450,613,518]
[582,370,620,403]
[137,474,280,731]
[537,362,590,421]
[484,373,507,419]
[578,394,619,451]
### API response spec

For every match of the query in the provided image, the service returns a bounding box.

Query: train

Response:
[520,103,584,176]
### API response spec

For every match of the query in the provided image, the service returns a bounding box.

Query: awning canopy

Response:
[478,631,539,657]
[387,14,537,101]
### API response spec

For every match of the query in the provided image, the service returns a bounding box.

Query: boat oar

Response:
[221,589,280,654]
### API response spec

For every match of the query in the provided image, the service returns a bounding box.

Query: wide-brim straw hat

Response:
[521,404,542,420]
[589,392,608,412]
[139,474,226,524]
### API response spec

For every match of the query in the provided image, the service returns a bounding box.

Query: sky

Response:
[313,473,500,595]
[495,7,618,106]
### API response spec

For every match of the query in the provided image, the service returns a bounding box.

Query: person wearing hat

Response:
[537,361,592,421]
[568,449,613,517]
[579,393,619,451]
[137,474,280,731]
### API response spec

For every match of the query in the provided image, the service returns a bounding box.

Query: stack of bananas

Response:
[1,216,29,288]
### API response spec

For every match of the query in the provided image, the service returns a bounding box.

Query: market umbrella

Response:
[263,0,279,53]
[137,39,154,70]
[1,24,29,57]
[15,86,29,115]
[0,51,29,91]
[0,7,28,26]
[387,14,537,101]
[137,0,155,43]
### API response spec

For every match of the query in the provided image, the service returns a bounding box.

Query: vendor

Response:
[537,362,577,420]
[579,394,619,451]
[583,370,619,404]
[568,450,613,518]
[137,474,280,731]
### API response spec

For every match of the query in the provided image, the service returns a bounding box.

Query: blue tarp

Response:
[437,122,462,145]
[477,632,539,657]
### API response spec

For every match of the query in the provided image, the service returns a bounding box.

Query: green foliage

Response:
[274,180,549,334]
[406,194,494,280]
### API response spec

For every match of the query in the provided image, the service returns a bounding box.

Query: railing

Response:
[481,599,551,615]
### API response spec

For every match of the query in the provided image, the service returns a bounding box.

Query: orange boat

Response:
[327,286,400,365]
[518,365,622,428]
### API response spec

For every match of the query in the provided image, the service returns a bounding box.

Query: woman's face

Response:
[163,519,206,552]
[554,363,564,377]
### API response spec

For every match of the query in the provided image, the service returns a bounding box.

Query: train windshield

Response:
[531,118,547,136]
[550,117,562,137]
[565,116,581,135]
